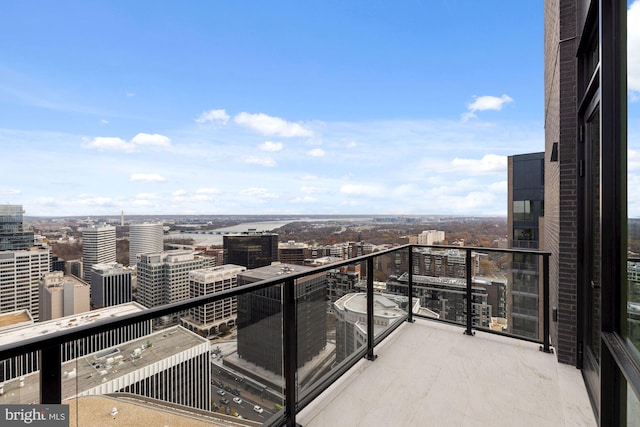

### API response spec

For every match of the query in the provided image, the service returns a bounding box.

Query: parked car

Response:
[231,389,241,396]
[216,389,225,396]
[253,405,264,414]
[233,397,242,404]
[219,398,229,405]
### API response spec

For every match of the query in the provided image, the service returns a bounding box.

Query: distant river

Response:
[164,219,298,246]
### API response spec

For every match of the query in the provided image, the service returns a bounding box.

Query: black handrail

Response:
[0,243,552,426]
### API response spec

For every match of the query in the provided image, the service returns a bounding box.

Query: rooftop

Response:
[0,302,145,346]
[298,319,595,427]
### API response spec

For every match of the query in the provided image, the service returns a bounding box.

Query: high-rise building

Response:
[90,262,132,308]
[180,264,246,337]
[223,233,278,269]
[236,264,326,375]
[39,272,90,321]
[129,223,164,267]
[0,248,50,320]
[507,152,545,339]
[81,225,116,282]
[278,241,310,265]
[0,204,34,251]
[417,230,445,246]
[137,250,213,309]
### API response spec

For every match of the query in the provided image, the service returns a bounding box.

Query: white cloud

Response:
[195,109,230,125]
[449,154,507,175]
[131,133,171,147]
[86,137,136,153]
[86,133,170,152]
[300,175,318,181]
[340,184,382,197]
[130,173,166,182]
[239,187,279,199]
[196,188,221,194]
[0,188,21,195]
[300,186,327,194]
[488,180,508,192]
[244,156,277,167]
[291,196,318,203]
[234,112,314,137]
[629,149,640,170]
[125,91,135,97]
[259,141,284,152]
[172,190,186,197]
[630,0,640,97]
[308,148,325,157]
[462,94,513,120]
[136,193,160,199]
[100,119,109,125]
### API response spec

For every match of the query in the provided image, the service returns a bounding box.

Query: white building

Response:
[333,293,406,362]
[180,264,246,337]
[137,250,213,309]
[0,326,211,411]
[0,302,150,383]
[0,248,50,320]
[82,225,116,282]
[129,223,163,267]
[417,230,445,246]
[39,271,90,321]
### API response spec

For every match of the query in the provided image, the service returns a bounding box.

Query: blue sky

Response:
[0,1,639,217]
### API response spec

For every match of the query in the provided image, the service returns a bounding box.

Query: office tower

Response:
[333,293,405,363]
[81,225,116,282]
[90,262,132,308]
[507,152,545,339]
[129,222,163,267]
[137,250,213,309]
[236,264,326,375]
[0,204,34,251]
[417,230,445,246]
[412,247,479,278]
[223,233,278,269]
[0,248,50,320]
[278,241,310,265]
[180,264,246,337]
[39,272,90,321]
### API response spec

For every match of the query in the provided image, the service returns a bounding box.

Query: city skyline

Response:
[1,1,639,217]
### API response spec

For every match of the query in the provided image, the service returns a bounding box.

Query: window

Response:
[513,201,534,222]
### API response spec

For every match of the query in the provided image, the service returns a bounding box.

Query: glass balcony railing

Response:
[0,244,551,426]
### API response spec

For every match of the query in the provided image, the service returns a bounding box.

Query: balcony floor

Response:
[298,319,595,427]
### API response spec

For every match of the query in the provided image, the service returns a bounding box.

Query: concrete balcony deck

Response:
[298,319,595,427]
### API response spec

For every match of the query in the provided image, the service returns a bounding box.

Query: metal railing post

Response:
[464,249,474,336]
[407,246,414,323]
[541,254,552,353]
[40,345,62,403]
[366,257,377,361]
[283,278,298,426]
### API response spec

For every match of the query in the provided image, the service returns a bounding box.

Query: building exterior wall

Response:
[223,233,278,269]
[0,248,50,321]
[0,204,34,251]
[236,265,327,375]
[181,264,246,337]
[137,250,213,309]
[82,225,116,283]
[544,0,579,365]
[129,223,164,267]
[90,262,132,308]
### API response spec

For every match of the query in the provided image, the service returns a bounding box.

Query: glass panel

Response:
[628,381,640,427]
[627,260,640,354]
[588,106,601,363]
[0,350,42,405]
